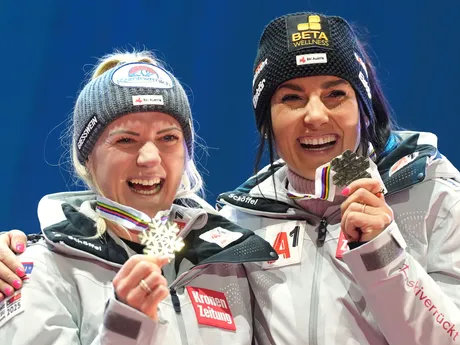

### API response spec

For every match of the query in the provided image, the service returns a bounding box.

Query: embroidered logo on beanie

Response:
[74,62,194,164]
[251,12,375,125]
[77,115,100,150]
[286,14,332,51]
[112,63,173,89]
[252,58,268,86]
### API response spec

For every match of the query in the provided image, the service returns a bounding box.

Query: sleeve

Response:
[99,291,168,345]
[343,199,460,345]
[0,246,168,345]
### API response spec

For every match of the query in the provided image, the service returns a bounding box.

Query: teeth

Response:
[129,178,161,185]
[129,184,162,195]
[300,135,337,146]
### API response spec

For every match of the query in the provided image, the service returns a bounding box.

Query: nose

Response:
[303,96,329,129]
[137,141,161,167]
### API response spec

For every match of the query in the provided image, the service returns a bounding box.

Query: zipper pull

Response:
[317,218,328,247]
[170,288,181,313]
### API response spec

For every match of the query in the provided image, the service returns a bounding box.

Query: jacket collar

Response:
[38,191,277,266]
[217,131,458,215]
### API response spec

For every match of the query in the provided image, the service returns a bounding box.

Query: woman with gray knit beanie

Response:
[0,50,276,344]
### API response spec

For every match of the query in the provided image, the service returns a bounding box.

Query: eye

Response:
[327,90,346,98]
[160,134,180,143]
[281,94,303,102]
[116,137,135,144]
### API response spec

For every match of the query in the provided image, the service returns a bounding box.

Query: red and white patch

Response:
[131,95,164,105]
[186,286,236,331]
[199,227,243,248]
[389,152,419,177]
[335,231,349,259]
[0,292,24,327]
[262,221,304,269]
[296,53,327,66]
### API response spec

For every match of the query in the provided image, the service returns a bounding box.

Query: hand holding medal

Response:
[96,197,184,320]
[112,212,184,321]
[330,150,393,243]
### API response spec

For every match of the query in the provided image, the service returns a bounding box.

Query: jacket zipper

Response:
[170,288,189,344]
[170,288,181,313]
[309,216,328,345]
[317,218,328,246]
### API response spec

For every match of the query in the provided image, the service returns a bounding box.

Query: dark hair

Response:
[253,37,396,177]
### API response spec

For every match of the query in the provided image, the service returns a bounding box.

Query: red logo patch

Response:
[335,231,349,259]
[186,286,236,331]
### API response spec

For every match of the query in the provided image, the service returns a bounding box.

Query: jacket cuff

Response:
[343,221,407,288]
[100,292,168,344]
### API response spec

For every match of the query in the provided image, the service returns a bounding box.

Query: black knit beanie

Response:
[252,12,373,131]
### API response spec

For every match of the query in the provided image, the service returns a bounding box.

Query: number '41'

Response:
[271,226,300,259]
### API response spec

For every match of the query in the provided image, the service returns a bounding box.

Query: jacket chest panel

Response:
[160,265,254,344]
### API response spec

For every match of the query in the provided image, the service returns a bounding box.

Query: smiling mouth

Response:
[299,135,338,151]
[127,178,164,195]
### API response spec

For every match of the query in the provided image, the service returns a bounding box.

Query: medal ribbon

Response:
[286,143,376,201]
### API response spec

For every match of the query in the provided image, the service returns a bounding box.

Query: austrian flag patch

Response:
[186,286,236,331]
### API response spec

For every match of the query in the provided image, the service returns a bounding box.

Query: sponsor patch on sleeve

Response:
[0,292,24,327]
[186,286,236,331]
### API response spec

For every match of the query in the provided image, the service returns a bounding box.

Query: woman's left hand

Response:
[340,178,393,242]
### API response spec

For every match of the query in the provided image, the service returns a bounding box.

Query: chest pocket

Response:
[162,264,253,344]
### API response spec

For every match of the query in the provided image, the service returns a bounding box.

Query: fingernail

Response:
[16,243,25,253]
[12,280,22,290]
[16,267,25,277]
[4,287,13,297]
[341,187,350,196]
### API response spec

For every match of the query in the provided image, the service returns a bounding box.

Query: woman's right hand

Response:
[0,230,28,301]
[112,254,170,321]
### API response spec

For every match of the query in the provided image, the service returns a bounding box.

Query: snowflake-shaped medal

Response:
[330,150,371,187]
[138,215,185,259]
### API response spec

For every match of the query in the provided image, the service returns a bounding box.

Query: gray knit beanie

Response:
[74,62,193,164]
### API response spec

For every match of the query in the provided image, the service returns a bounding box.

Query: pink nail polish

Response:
[341,187,350,196]
[12,280,21,290]
[16,267,25,277]
[16,243,25,253]
[4,287,13,297]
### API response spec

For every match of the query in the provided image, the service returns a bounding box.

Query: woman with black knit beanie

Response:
[217,12,460,345]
